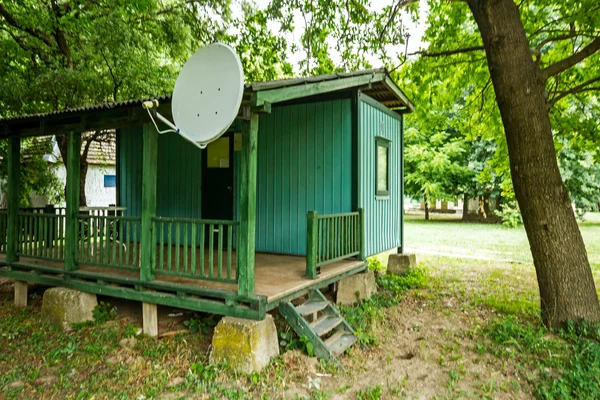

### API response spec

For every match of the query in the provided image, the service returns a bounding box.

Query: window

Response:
[104,175,116,188]
[376,138,390,196]
[207,137,230,168]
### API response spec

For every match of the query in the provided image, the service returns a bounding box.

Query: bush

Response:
[483,317,600,399]
[494,200,522,228]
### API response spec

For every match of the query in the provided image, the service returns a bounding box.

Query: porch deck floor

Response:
[1,251,365,303]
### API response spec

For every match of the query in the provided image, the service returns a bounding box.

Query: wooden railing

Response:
[76,214,141,271]
[151,217,239,284]
[16,211,66,261]
[306,209,364,279]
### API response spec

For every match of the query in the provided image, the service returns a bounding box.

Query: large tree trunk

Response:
[424,194,430,221]
[56,134,88,207]
[467,0,600,327]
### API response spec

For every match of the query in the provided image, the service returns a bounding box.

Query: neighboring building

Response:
[29,135,117,207]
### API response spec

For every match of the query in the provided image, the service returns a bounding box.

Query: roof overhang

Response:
[247,69,414,114]
[0,69,414,138]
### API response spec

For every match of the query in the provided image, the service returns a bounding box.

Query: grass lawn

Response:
[405,212,600,268]
[1,214,600,399]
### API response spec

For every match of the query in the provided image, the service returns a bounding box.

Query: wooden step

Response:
[310,316,343,337]
[324,331,357,355]
[295,300,329,316]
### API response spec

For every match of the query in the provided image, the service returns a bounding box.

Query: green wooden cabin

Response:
[0,69,413,320]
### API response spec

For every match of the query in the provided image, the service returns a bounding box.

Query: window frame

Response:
[375,137,390,197]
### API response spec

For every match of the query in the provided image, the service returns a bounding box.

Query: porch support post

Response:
[238,113,258,296]
[358,208,365,260]
[306,211,318,279]
[6,136,20,263]
[140,124,157,281]
[65,132,81,272]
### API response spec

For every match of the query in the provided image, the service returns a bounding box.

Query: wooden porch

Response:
[0,250,365,308]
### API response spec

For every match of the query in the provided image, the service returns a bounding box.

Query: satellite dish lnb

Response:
[143,43,244,149]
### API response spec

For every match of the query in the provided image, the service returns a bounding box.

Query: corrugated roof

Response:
[0,68,412,124]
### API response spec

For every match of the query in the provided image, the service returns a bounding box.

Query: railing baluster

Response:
[175,222,181,273]
[217,224,223,279]
[191,222,197,275]
[199,223,205,277]
[167,222,172,272]
[227,224,233,279]
[208,224,214,278]
[159,221,165,272]
[183,222,188,274]
[99,217,104,264]
[133,220,138,267]
[119,218,124,266]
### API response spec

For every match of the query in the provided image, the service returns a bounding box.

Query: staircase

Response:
[279,289,357,362]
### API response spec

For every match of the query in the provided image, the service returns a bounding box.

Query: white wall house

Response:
[30,134,117,207]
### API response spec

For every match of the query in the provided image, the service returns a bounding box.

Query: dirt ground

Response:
[0,256,539,399]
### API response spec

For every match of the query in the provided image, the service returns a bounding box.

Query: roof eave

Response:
[251,71,388,107]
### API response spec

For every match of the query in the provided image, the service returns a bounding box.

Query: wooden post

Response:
[142,302,158,337]
[14,281,27,308]
[238,113,258,296]
[6,136,20,263]
[65,132,81,272]
[358,208,365,260]
[306,211,318,279]
[140,124,157,281]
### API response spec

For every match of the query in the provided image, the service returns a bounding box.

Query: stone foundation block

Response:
[209,314,279,373]
[41,287,98,331]
[387,253,417,275]
[336,270,376,305]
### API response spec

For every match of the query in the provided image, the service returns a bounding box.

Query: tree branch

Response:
[542,37,600,80]
[0,4,54,47]
[548,76,600,107]
[409,45,485,57]
[534,23,576,52]
[377,0,418,44]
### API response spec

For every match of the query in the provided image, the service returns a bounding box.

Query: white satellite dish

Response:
[143,43,244,149]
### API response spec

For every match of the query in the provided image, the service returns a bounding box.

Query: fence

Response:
[76,214,142,271]
[152,217,239,284]
[306,209,364,278]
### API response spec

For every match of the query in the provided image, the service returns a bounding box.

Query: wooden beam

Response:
[6,136,20,263]
[0,102,172,138]
[237,113,258,296]
[65,131,81,272]
[253,72,386,107]
[140,124,157,281]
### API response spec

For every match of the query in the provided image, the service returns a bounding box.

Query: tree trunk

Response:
[424,194,430,221]
[57,133,88,207]
[467,0,600,327]
[462,193,469,221]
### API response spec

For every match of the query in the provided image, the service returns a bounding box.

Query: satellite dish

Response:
[143,43,244,149]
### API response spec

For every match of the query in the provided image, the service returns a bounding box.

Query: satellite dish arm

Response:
[142,100,207,149]
[142,100,179,134]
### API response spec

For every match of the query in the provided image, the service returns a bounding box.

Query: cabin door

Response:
[202,134,234,220]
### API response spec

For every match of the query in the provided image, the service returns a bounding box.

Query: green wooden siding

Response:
[118,127,202,219]
[255,99,353,255]
[358,94,403,257]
